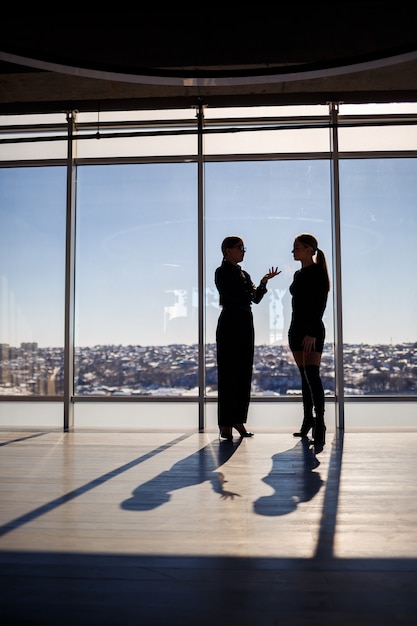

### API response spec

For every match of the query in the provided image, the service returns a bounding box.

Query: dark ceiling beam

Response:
[1,5,417,114]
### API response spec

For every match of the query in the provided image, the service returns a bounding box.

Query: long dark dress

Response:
[215,260,267,427]
[288,263,328,353]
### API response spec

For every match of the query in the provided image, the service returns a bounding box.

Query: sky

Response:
[1,104,416,348]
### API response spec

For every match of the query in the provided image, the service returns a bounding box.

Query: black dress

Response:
[288,263,328,353]
[215,260,267,427]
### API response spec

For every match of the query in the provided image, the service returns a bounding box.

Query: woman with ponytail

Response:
[289,233,330,449]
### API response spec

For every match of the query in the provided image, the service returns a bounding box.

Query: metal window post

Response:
[329,102,345,430]
[63,111,77,431]
[197,103,206,432]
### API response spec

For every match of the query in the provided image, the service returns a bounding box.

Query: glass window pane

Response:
[205,160,334,398]
[74,163,198,398]
[0,167,66,396]
[204,104,330,155]
[338,125,417,152]
[0,138,68,162]
[204,128,330,155]
[76,109,198,124]
[76,131,198,159]
[75,109,198,158]
[338,102,417,152]
[0,113,68,161]
[339,103,417,115]
[204,105,330,119]
[340,158,417,396]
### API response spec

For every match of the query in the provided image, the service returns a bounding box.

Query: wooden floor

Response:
[1,428,417,625]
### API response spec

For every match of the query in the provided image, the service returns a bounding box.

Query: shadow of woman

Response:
[121,439,241,511]
[253,438,323,516]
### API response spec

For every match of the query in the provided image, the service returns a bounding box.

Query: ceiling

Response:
[1,5,417,114]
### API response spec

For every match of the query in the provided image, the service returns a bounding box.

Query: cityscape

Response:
[0,341,416,397]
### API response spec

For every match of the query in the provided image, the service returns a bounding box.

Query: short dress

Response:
[288,263,328,353]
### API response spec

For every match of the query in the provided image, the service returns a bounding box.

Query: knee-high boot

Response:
[304,365,326,445]
[293,366,314,437]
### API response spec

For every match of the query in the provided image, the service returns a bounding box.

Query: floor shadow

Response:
[121,438,242,510]
[1,549,416,626]
[0,431,57,446]
[253,438,324,516]
[314,427,344,559]
[2,430,417,624]
[0,433,193,537]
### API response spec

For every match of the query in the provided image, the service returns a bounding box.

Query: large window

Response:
[204,160,333,397]
[0,103,416,430]
[340,158,417,396]
[74,163,198,396]
[0,167,66,396]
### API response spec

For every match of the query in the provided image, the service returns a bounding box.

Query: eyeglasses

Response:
[232,245,246,252]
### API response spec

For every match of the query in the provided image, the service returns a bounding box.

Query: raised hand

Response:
[262,267,281,284]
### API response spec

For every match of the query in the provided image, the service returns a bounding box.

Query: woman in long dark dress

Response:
[289,233,330,449]
[215,235,280,441]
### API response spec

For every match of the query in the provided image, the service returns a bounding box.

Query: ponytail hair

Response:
[295,233,330,291]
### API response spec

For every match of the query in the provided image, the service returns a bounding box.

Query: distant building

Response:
[20,343,38,351]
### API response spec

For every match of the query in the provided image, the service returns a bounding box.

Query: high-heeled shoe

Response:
[219,428,233,441]
[293,415,314,438]
[312,421,326,450]
[233,424,254,437]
